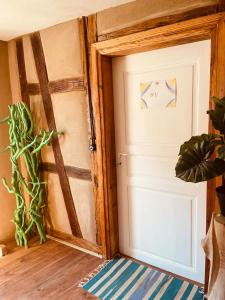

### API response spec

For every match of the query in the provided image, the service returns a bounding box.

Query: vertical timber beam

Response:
[86,14,119,257]
[30,32,82,238]
[91,46,108,258]
[91,45,119,259]
[16,38,30,107]
[216,17,225,97]
[204,26,218,294]
[79,15,102,245]
[100,55,119,258]
[205,15,225,293]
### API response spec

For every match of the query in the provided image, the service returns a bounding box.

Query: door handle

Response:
[119,153,128,157]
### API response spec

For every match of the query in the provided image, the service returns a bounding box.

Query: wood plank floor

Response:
[0,239,103,300]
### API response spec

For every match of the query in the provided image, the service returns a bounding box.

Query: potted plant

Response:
[175,97,225,216]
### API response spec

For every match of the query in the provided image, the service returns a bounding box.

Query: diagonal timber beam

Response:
[30,32,83,238]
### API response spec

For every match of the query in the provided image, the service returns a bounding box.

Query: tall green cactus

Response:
[1,102,55,247]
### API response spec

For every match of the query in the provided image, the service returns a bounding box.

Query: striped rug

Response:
[80,257,203,300]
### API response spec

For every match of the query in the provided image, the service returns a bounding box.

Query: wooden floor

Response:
[0,239,103,300]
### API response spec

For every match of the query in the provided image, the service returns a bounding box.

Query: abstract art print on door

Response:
[140,79,177,109]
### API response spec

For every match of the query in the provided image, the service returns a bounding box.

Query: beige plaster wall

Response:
[8,20,96,244]
[97,0,218,35]
[8,40,21,103]
[0,41,14,243]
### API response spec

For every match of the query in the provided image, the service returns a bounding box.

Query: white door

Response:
[112,40,211,283]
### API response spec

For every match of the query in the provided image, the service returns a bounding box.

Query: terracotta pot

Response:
[216,185,225,217]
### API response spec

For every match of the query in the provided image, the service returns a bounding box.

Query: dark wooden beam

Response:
[40,162,92,181]
[65,165,91,181]
[30,32,83,238]
[98,5,218,41]
[49,77,85,93]
[16,39,30,107]
[27,83,40,95]
[27,77,85,96]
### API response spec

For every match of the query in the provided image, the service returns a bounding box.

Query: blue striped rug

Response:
[80,257,203,300]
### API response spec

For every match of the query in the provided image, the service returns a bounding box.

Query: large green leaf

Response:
[207,97,225,134]
[176,134,225,182]
[178,134,221,155]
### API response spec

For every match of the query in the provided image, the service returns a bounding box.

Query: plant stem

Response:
[1,102,55,247]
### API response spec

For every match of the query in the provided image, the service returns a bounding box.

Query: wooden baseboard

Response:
[46,235,102,258]
[47,229,102,255]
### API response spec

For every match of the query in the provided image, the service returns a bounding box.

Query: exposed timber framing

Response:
[97,4,218,42]
[48,77,85,93]
[27,83,40,95]
[91,13,225,290]
[204,15,225,292]
[40,162,92,181]
[79,15,102,245]
[16,38,30,107]
[27,77,85,96]
[14,6,225,266]
[93,13,224,56]
[86,14,98,48]
[30,32,83,238]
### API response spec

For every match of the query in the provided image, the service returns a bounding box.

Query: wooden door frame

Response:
[91,12,225,282]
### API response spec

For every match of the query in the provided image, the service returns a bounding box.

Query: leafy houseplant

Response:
[175,97,225,216]
[0,102,56,247]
